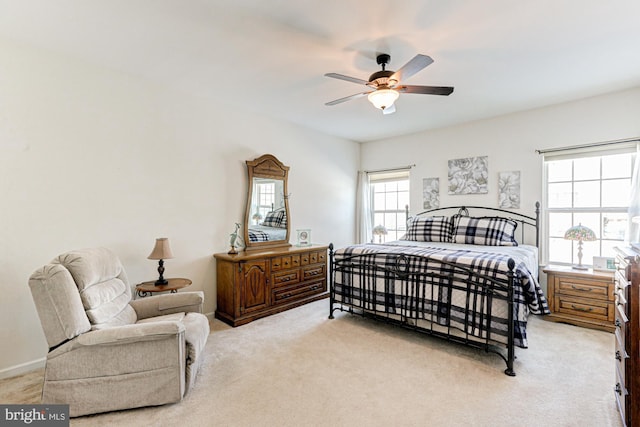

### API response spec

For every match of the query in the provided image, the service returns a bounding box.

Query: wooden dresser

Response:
[613,246,640,427]
[214,244,328,326]
[543,265,616,332]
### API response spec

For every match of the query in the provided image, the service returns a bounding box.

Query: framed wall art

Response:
[448,156,488,195]
[422,177,440,209]
[498,171,521,209]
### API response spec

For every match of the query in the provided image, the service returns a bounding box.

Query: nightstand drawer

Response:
[554,276,613,301]
[553,295,613,323]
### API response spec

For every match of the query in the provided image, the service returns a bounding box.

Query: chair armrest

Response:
[45,322,186,380]
[130,291,204,320]
[51,322,184,354]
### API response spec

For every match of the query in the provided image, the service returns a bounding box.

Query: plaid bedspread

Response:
[332,243,549,348]
[248,229,269,242]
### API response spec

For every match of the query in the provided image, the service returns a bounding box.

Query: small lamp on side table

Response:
[564,224,596,270]
[372,225,388,243]
[148,237,174,285]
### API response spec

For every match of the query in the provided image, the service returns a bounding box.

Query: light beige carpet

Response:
[1,299,622,426]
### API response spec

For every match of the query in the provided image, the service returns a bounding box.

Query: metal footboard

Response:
[328,243,518,376]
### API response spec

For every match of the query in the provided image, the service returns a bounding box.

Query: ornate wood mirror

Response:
[243,154,291,251]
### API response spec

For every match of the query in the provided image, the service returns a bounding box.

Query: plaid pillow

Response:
[452,216,518,246]
[262,210,284,228]
[402,216,453,242]
[279,212,287,229]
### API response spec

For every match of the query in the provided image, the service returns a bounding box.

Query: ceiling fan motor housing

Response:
[368,70,397,87]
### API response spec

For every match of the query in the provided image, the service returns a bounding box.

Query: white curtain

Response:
[356,171,372,244]
[627,146,640,243]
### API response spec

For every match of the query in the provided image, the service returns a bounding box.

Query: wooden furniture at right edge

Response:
[614,246,640,427]
[214,244,328,327]
[543,265,615,332]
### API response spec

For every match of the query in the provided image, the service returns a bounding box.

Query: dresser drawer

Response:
[272,280,325,304]
[553,295,613,323]
[553,275,613,302]
[303,264,325,281]
[272,269,301,287]
[615,373,628,427]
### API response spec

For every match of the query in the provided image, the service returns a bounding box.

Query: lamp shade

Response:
[148,237,174,260]
[563,224,596,242]
[372,225,388,236]
[368,88,399,110]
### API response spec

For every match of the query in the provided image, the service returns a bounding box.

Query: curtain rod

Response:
[536,137,640,154]
[365,164,416,174]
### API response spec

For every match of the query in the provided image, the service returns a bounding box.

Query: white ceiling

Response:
[1,0,639,142]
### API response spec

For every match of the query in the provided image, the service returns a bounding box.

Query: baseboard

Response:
[0,357,46,380]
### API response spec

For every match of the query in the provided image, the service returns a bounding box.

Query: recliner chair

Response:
[28,247,210,417]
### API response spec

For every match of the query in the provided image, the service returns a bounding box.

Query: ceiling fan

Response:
[325,53,454,115]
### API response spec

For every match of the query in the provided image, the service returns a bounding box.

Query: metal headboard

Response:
[405,202,540,247]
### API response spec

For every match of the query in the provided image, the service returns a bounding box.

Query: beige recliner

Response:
[28,247,210,417]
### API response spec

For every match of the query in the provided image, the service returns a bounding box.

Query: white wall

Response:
[0,37,359,376]
[362,87,640,217]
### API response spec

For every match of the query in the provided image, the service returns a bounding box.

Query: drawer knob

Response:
[615,383,622,395]
[570,305,593,313]
[616,319,622,328]
[616,350,622,361]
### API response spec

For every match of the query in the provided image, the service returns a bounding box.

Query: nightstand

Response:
[543,265,615,332]
[136,277,192,298]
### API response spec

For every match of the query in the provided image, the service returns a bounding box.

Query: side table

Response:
[543,265,615,332]
[136,277,192,298]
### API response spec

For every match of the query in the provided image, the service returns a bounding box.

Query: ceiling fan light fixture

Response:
[368,88,399,110]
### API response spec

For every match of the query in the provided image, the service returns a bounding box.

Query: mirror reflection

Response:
[244,154,291,250]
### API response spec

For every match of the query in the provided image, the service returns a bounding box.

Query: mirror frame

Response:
[243,154,291,251]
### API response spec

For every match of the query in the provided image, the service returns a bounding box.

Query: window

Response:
[369,170,410,243]
[544,150,635,266]
[255,180,275,221]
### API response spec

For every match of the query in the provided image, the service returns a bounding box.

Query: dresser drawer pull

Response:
[616,350,622,361]
[616,319,622,328]
[615,383,623,396]
[570,285,593,292]
[570,305,593,313]
[311,285,319,290]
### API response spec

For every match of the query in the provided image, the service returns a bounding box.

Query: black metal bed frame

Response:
[328,202,540,376]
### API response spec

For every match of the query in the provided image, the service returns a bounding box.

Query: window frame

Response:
[369,170,410,243]
[542,149,636,266]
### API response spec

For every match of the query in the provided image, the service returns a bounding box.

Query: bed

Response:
[248,208,288,242]
[328,203,550,376]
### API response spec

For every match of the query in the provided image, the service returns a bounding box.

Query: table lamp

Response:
[372,225,388,243]
[564,224,596,270]
[148,237,174,285]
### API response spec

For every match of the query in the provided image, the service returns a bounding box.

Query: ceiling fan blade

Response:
[398,85,454,96]
[389,54,433,83]
[325,91,371,106]
[324,73,370,86]
[382,104,396,115]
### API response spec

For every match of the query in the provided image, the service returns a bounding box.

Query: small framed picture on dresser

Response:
[296,229,311,246]
[593,256,615,272]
